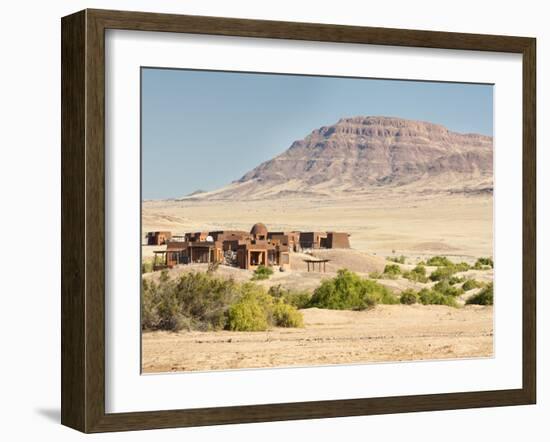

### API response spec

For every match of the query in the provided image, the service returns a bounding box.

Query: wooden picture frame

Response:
[61,8,536,433]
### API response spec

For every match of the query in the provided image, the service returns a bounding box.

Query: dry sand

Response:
[142,304,493,373]
[142,191,493,259]
[141,190,494,372]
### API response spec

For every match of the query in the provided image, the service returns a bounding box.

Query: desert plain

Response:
[141,189,494,373]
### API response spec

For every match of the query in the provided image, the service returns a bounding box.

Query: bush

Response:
[474,257,494,270]
[426,256,454,267]
[448,275,466,285]
[251,265,274,280]
[174,271,241,331]
[418,288,458,307]
[383,264,402,276]
[462,279,483,291]
[227,284,273,331]
[433,280,465,297]
[454,262,471,272]
[369,271,383,279]
[388,255,406,264]
[228,299,270,331]
[272,302,304,327]
[466,283,494,305]
[400,289,418,305]
[403,264,428,283]
[429,266,457,281]
[141,279,161,330]
[142,260,153,274]
[141,271,305,332]
[268,285,312,309]
[309,269,397,310]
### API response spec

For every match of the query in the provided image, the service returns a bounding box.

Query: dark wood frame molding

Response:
[61,8,536,433]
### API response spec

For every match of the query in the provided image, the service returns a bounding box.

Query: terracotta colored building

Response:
[151,223,349,270]
[299,231,350,250]
[145,231,172,245]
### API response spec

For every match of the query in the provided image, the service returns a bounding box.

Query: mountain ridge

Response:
[180,116,493,201]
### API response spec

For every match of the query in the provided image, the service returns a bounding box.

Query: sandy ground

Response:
[142,191,493,258]
[141,191,493,372]
[142,304,493,373]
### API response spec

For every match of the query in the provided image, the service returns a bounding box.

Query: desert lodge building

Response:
[149,223,350,271]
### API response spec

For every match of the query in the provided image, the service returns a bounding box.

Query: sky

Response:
[141,68,493,200]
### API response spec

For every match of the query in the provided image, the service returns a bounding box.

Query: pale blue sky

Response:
[142,68,493,200]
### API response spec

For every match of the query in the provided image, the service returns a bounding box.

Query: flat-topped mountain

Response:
[183,116,493,200]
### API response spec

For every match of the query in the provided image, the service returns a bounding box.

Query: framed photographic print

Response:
[61,9,536,433]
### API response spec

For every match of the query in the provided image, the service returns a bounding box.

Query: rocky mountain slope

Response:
[183,116,493,200]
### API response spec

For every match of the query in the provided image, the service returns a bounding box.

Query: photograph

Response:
[140,67,495,373]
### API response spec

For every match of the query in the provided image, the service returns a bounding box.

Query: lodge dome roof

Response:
[250,222,268,237]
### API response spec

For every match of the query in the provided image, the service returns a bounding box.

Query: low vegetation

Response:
[462,278,483,291]
[429,266,458,282]
[433,280,465,297]
[142,271,303,332]
[388,255,406,264]
[426,256,454,267]
[141,259,153,274]
[251,265,274,280]
[370,263,403,280]
[399,289,418,305]
[227,286,274,331]
[466,283,494,305]
[382,264,402,278]
[309,269,398,310]
[417,288,458,307]
[268,285,312,309]
[272,301,304,328]
[473,257,494,270]
[402,264,429,283]
[447,275,466,285]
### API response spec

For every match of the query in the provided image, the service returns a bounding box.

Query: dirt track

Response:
[142,304,493,373]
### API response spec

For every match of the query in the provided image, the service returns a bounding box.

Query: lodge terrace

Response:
[149,223,350,271]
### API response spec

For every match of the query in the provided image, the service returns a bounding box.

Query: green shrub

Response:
[272,302,304,328]
[227,284,273,331]
[141,279,160,330]
[142,260,153,274]
[448,275,466,285]
[268,285,312,309]
[388,255,406,264]
[454,262,471,272]
[309,269,396,310]
[174,272,241,331]
[417,288,458,307]
[400,289,418,305]
[369,271,383,279]
[466,283,494,305]
[433,280,465,297]
[142,271,239,331]
[426,256,454,267]
[228,299,270,331]
[403,264,429,283]
[267,284,285,299]
[370,287,400,305]
[251,265,274,280]
[429,266,457,281]
[141,271,307,332]
[474,257,494,270]
[462,279,483,291]
[384,264,402,276]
